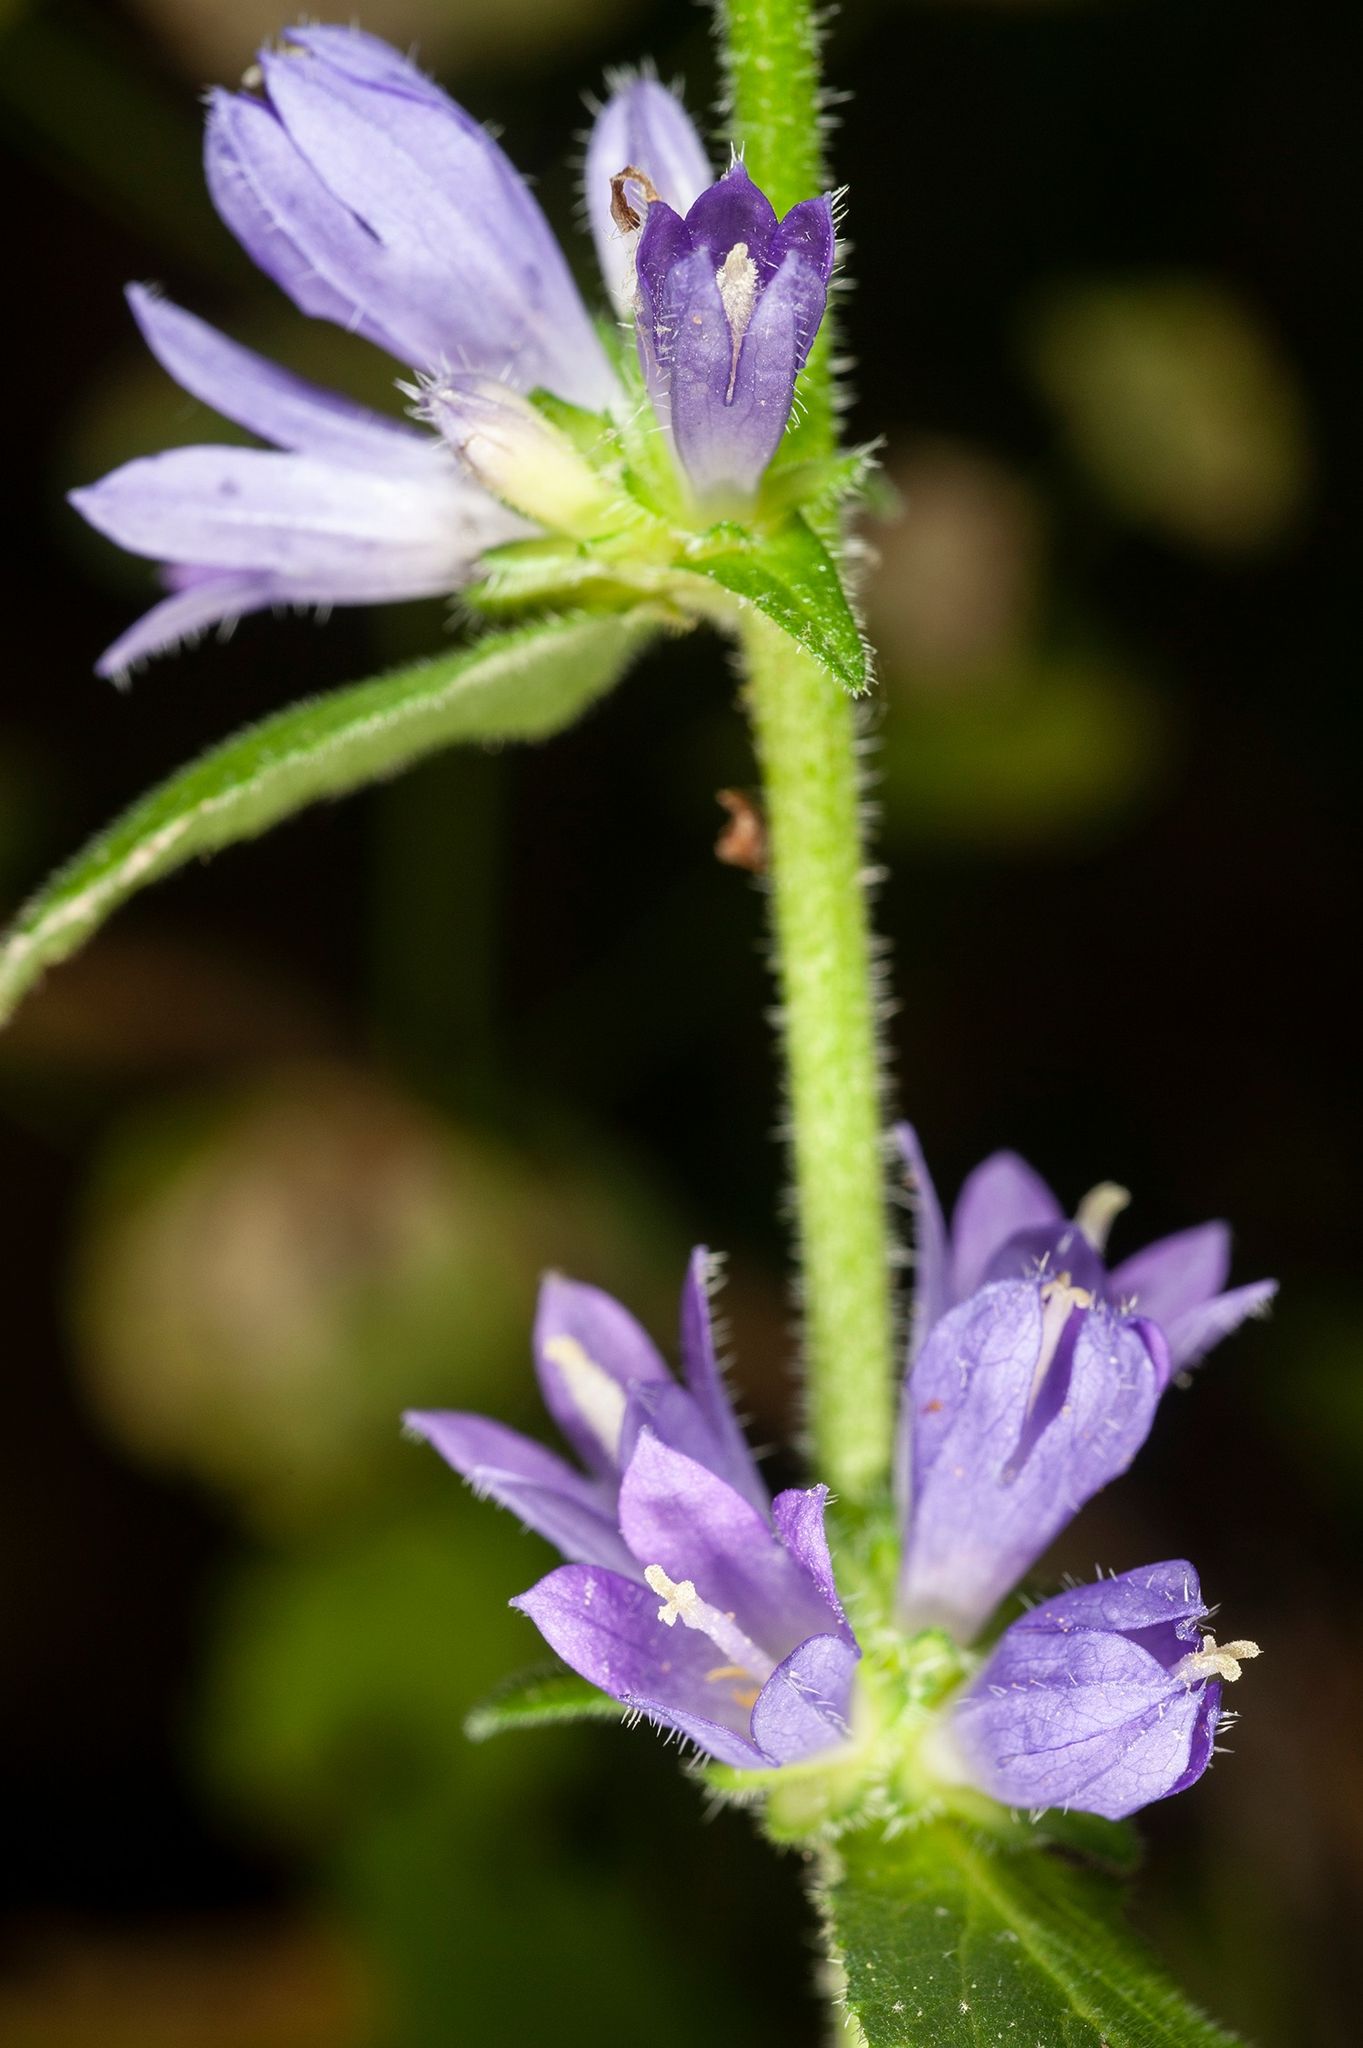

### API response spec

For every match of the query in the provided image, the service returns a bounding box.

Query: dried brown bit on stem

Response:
[715,789,768,873]
[609,165,662,234]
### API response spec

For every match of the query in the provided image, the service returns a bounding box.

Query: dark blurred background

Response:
[0,0,1358,2040]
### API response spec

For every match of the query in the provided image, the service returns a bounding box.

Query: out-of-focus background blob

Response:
[1,0,1359,2042]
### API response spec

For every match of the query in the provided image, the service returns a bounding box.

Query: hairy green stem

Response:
[721,0,895,1501]
[741,622,893,1500]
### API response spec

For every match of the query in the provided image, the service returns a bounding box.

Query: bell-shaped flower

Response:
[898,1274,1168,1641]
[630,162,836,506]
[70,25,621,678]
[947,1561,1259,1820]
[406,1252,859,1768]
[895,1126,1275,1641]
[897,1122,1277,1370]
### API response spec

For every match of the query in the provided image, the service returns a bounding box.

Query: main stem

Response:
[722,0,896,1500]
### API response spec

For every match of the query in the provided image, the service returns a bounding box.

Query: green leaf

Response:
[464,1665,627,1743]
[826,1820,1243,2047]
[688,515,868,694]
[0,609,661,1030]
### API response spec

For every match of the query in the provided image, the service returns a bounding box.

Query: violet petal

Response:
[771,1486,855,1643]
[533,1272,671,1477]
[952,1562,1221,1819]
[1163,1278,1278,1372]
[618,1429,837,1663]
[513,1563,767,1765]
[1108,1220,1232,1324]
[403,1409,633,1571]
[678,1248,768,1513]
[899,1281,1163,1640]
[895,1123,951,1358]
[684,161,780,273]
[949,1151,1063,1301]
[749,1633,859,1764]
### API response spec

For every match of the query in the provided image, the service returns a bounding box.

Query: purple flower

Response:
[72,40,833,677]
[71,24,623,679]
[406,1252,859,1769]
[895,1126,1275,1641]
[949,1561,1259,1820]
[632,162,835,505]
[897,1123,1276,1369]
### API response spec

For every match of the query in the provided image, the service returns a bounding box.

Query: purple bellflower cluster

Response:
[407,1253,859,1769]
[411,1137,1272,1823]
[68,33,834,677]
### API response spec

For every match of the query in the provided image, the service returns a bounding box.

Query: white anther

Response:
[1073,1181,1131,1254]
[715,242,760,401]
[542,1336,627,1459]
[1174,1634,1262,1685]
[642,1563,776,1684]
[645,1564,698,1627]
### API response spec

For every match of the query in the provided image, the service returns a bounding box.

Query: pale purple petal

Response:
[126,285,431,470]
[749,1634,859,1764]
[512,1563,766,1765]
[899,1281,1163,1640]
[618,1430,836,1662]
[89,571,275,681]
[771,1487,855,1642]
[208,31,615,406]
[1163,1278,1278,1372]
[678,1248,768,1512]
[895,1123,950,1357]
[206,90,408,354]
[950,1151,1063,1301]
[953,1562,1221,1819]
[403,1410,633,1571]
[1108,1221,1231,1325]
[70,445,512,589]
[585,76,712,312]
[532,1273,670,1477]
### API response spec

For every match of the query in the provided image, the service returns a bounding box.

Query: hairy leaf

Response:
[0,609,662,1028]
[465,1666,627,1742]
[690,514,868,695]
[826,1820,1242,2048]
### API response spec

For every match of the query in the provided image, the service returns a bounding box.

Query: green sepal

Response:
[467,540,679,619]
[464,1665,628,1743]
[0,608,663,1030]
[758,443,886,524]
[825,1819,1243,2047]
[685,514,869,694]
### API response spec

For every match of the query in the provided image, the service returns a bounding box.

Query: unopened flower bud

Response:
[422,378,616,539]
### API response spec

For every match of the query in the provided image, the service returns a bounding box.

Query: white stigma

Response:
[643,1564,776,1686]
[1174,1634,1262,1684]
[1074,1181,1131,1254]
[715,243,760,402]
[542,1336,627,1459]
